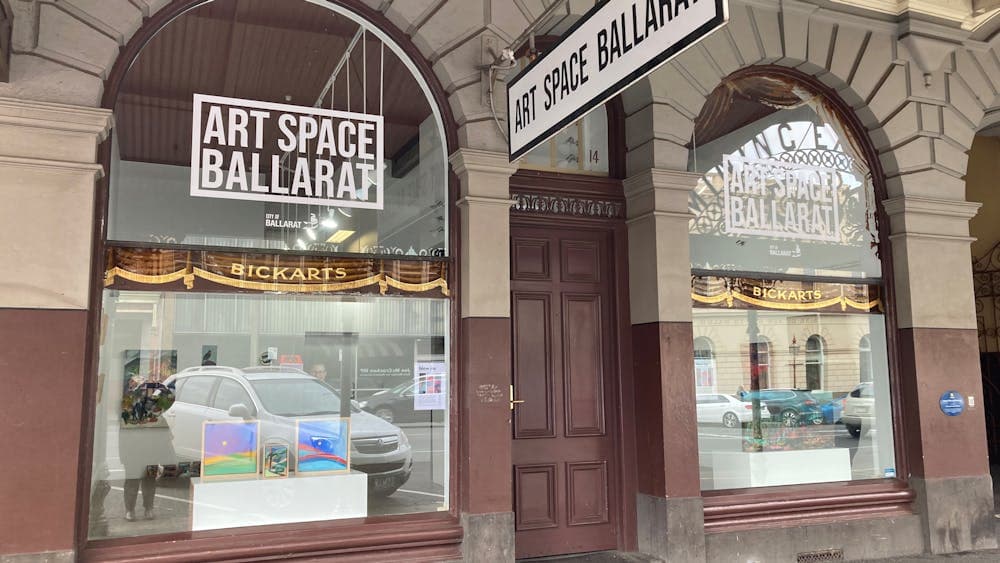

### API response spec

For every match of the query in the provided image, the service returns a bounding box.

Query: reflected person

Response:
[308,362,328,383]
[118,360,176,521]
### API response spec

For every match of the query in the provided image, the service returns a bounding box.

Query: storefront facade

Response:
[1,1,1000,561]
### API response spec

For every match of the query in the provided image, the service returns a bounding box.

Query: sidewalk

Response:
[853,550,1000,561]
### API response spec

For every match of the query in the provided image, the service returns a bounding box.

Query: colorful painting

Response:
[121,349,178,427]
[295,418,350,475]
[201,420,259,480]
[262,441,289,479]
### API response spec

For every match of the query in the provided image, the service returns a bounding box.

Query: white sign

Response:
[190,94,384,209]
[507,0,727,160]
[722,155,842,243]
[413,361,447,411]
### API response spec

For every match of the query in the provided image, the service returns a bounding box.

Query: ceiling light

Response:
[326,230,355,244]
[321,218,338,229]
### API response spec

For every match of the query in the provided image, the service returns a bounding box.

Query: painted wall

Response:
[968,135,1000,261]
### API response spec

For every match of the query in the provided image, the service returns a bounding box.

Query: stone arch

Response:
[619,0,992,205]
[0,0,547,152]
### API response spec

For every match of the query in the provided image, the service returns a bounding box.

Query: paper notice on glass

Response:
[414,360,447,411]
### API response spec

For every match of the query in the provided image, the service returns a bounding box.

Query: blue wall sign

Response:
[939,391,965,416]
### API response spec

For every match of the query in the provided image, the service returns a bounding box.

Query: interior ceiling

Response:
[116,0,432,167]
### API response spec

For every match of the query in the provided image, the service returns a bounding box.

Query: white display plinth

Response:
[191,471,367,531]
[709,448,852,489]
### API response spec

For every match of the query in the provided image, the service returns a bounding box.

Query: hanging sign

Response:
[507,0,728,160]
[190,94,384,209]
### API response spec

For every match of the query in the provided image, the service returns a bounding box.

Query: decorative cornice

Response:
[0,96,113,141]
[622,169,700,198]
[456,195,518,208]
[448,147,519,177]
[882,195,982,219]
[511,192,624,219]
[888,232,976,242]
[0,154,105,178]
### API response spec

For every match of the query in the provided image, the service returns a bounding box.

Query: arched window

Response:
[694,336,717,393]
[859,334,873,383]
[805,335,825,390]
[753,337,771,389]
[688,69,896,490]
[88,0,453,542]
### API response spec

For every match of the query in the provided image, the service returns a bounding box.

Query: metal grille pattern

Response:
[773,148,856,172]
[974,240,1000,353]
[512,192,624,219]
[796,548,844,562]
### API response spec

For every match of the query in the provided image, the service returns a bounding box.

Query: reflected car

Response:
[164,365,412,496]
[821,396,847,425]
[842,382,875,438]
[809,390,846,425]
[696,394,771,428]
[359,379,444,424]
[740,389,824,427]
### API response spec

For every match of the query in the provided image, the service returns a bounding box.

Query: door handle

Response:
[510,384,525,411]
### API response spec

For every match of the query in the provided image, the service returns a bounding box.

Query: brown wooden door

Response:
[511,224,619,559]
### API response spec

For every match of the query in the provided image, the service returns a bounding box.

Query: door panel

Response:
[514,464,559,530]
[513,293,555,439]
[563,294,605,436]
[512,225,619,559]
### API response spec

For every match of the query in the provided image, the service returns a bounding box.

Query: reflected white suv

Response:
[842,382,875,438]
[164,366,412,496]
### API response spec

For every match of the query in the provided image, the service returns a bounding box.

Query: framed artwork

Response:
[201,420,259,480]
[262,440,289,479]
[295,418,350,475]
[121,349,178,427]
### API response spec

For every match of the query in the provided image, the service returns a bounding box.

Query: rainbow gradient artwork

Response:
[201,420,259,479]
[295,418,350,475]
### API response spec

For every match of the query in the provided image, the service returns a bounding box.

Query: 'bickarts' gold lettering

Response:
[231,263,349,282]
[749,285,823,302]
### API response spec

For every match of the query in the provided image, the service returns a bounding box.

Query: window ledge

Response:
[703,480,914,532]
[82,513,462,562]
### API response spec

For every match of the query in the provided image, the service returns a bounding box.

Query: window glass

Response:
[805,335,825,390]
[689,76,880,279]
[694,308,896,491]
[178,376,215,406]
[689,73,896,492]
[88,290,450,539]
[107,0,448,257]
[212,379,252,412]
[859,335,873,383]
[508,55,610,175]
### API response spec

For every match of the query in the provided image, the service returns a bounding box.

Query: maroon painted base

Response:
[0,308,88,556]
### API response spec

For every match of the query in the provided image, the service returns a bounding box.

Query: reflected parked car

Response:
[741,388,824,427]
[842,382,875,438]
[696,394,771,428]
[810,390,846,425]
[164,365,412,496]
[359,378,444,424]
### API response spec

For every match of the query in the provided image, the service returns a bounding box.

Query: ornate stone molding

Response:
[511,192,625,219]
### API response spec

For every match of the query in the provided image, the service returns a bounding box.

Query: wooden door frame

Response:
[510,170,637,554]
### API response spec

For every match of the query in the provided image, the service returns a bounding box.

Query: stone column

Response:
[624,168,706,562]
[883,191,997,554]
[448,148,518,562]
[0,97,111,559]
